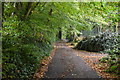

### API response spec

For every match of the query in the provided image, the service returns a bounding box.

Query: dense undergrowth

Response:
[74,33,120,76]
[2,2,119,78]
[74,32,118,52]
[2,20,54,78]
[100,35,120,76]
[2,2,59,78]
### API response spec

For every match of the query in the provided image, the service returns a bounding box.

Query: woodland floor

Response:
[34,41,118,79]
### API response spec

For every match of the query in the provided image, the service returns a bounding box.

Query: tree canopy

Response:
[2,2,119,78]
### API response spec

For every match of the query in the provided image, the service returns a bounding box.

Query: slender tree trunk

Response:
[47,8,53,23]
[118,22,120,35]
[58,27,62,40]
[0,2,2,27]
[2,2,4,21]
[24,2,33,19]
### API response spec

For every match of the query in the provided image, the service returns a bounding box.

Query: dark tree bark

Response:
[28,2,39,16]
[1,2,4,23]
[0,2,2,27]
[15,2,24,20]
[15,2,39,21]
[58,27,62,40]
[25,2,39,19]
[24,2,33,19]
[118,22,120,34]
[49,9,52,16]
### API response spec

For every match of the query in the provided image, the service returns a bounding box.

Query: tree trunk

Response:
[24,2,33,19]
[0,2,2,27]
[118,22,120,35]
[58,27,62,40]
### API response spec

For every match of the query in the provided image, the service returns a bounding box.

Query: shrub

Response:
[100,54,120,75]
[2,21,53,78]
[104,35,120,55]
[74,32,118,52]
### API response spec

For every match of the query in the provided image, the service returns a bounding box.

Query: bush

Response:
[74,32,118,52]
[99,34,120,75]
[2,21,53,78]
[104,35,120,55]
[100,54,120,75]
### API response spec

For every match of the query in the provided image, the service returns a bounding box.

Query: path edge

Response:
[33,43,57,79]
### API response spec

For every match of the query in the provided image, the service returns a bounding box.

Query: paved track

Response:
[44,42,101,78]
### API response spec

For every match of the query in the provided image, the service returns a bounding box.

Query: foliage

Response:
[2,2,55,78]
[100,54,120,75]
[104,35,120,55]
[100,36,120,75]
[74,32,118,52]
[98,35,120,75]
[2,2,119,78]
[2,19,53,78]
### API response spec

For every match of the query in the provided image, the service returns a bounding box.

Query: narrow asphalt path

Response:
[44,42,101,78]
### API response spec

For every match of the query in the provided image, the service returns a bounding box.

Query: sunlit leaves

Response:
[2,2,119,78]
